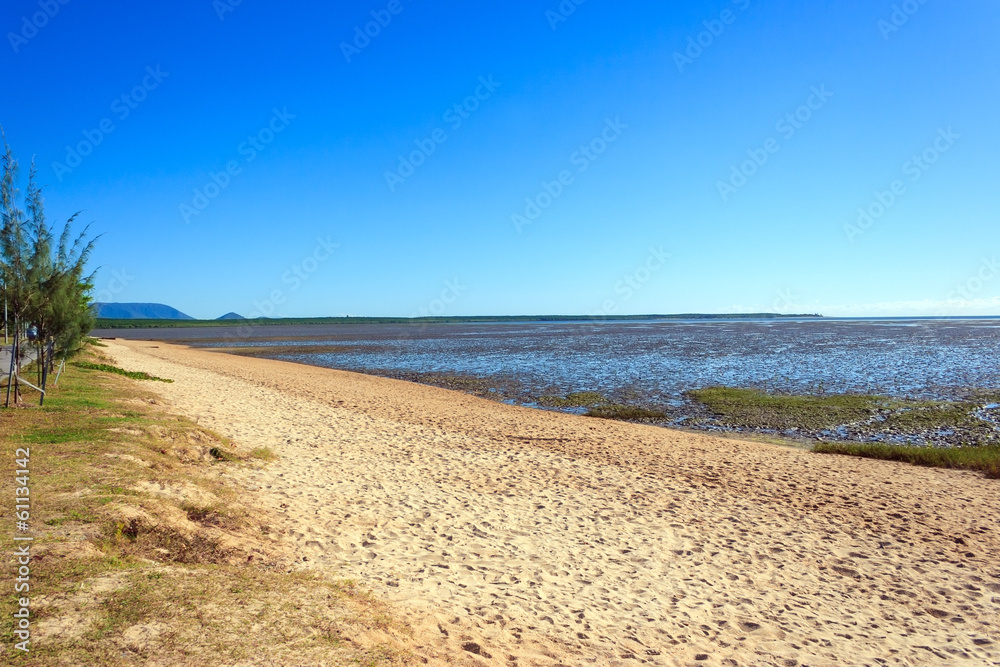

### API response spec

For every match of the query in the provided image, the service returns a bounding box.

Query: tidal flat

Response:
[96,318,1000,448]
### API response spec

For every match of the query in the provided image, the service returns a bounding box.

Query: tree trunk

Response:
[5,324,20,406]
[13,329,21,405]
[3,324,14,408]
[39,342,48,406]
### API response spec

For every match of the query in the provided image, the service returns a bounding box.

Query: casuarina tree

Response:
[1,131,97,406]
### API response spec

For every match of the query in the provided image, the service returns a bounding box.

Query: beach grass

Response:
[688,385,999,443]
[880,400,986,431]
[814,442,1000,478]
[586,404,669,421]
[537,391,609,408]
[71,361,174,383]
[0,348,414,665]
[250,446,278,461]
[536,392,671,421]
[687,387,881,430]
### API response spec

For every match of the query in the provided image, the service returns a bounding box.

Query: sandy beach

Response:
[102,339,1000,666]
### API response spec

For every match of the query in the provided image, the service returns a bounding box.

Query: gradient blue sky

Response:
[2,0,997,318]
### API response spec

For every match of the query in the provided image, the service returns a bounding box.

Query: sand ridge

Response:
[103,340,1000,666]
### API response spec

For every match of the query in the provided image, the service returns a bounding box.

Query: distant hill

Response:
[216,312,246,320]
[93,303,194,320]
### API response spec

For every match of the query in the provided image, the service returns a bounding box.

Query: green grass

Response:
[688,387,1000,445]
[688,386,1000,477]
[814,442,1000,478]
[250,447,278,461]
[537,391,609,408]
[688,387,884,430]
[20,423,109,443]
[45,509,98,526]
[208,446,239,461]
[72,361,173,382]
[586,404,668,421]
[880,401,985,431]
[0,348,420,665]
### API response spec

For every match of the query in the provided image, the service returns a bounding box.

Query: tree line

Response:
[1,132,97,406]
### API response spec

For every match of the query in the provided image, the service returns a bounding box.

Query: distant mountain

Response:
[93,303,194,320]
[216,312,246,320]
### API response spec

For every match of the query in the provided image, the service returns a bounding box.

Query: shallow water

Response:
[98,318,1000,404]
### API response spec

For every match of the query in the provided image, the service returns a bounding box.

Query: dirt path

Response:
[104,340,1000,666]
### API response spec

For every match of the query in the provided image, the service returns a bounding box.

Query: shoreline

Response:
[167,346,1000,450]
[91,317,1000,449]
[101,339,1000,665]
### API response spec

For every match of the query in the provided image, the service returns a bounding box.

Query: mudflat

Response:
[104,339,1000,666]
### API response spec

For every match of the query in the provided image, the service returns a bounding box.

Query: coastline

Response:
[93,317,1000,449]
[102,339,1000,665]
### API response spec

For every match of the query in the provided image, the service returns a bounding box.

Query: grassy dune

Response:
[0,349,415,665]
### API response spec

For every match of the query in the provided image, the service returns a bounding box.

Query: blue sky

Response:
[1,0,998,318]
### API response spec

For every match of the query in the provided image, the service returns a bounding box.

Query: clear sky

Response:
[1,0,998,319]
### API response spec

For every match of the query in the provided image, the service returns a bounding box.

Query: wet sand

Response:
[103,340,1000,666]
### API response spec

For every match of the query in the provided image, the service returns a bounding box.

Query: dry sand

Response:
[103,340,1000,666]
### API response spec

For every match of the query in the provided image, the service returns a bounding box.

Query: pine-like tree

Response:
[1,132,98,406]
